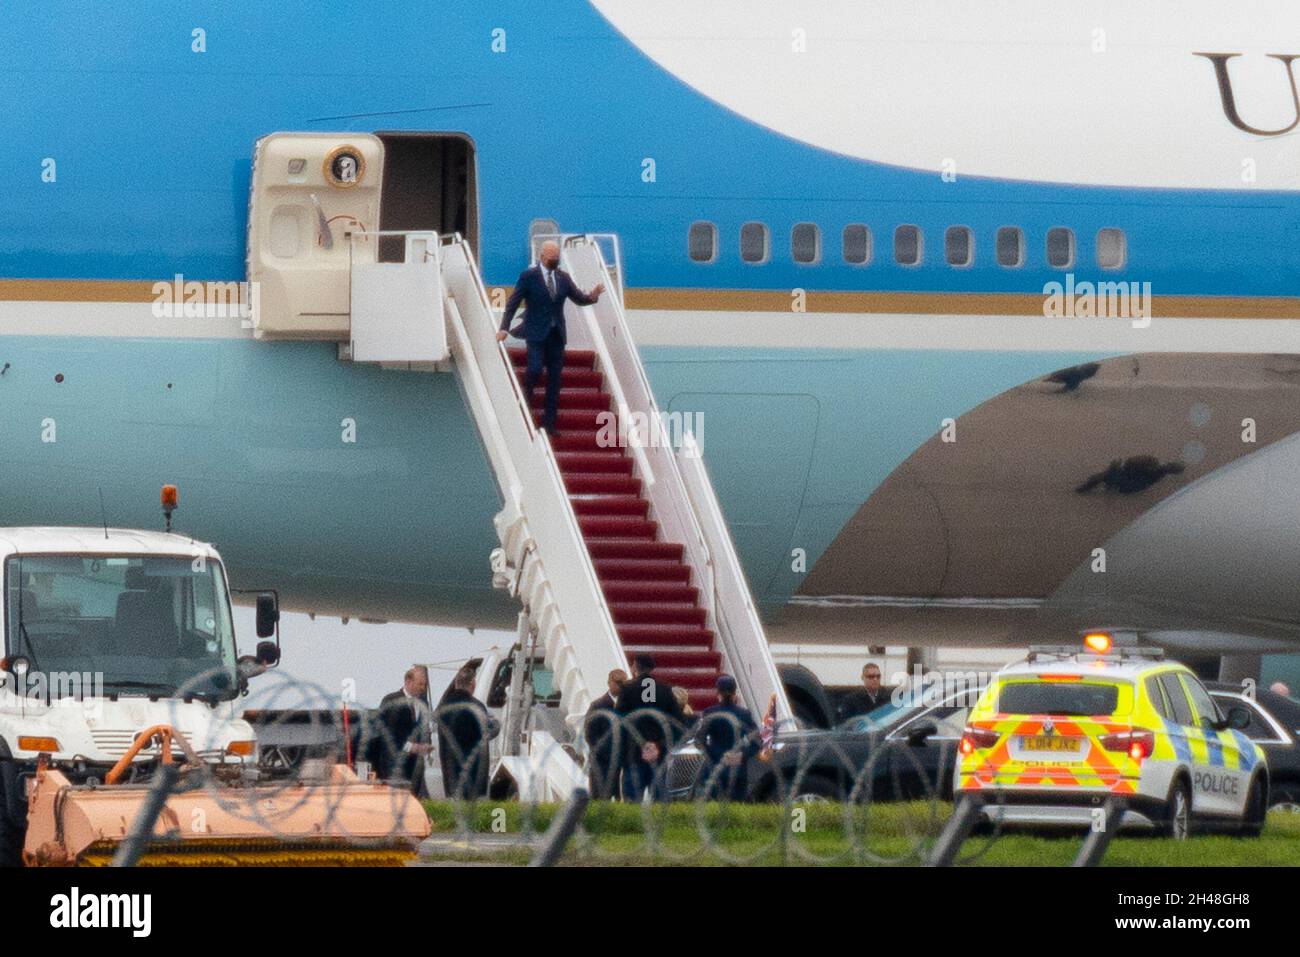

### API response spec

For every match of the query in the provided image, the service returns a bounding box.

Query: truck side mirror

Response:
[255,641,280,666]
[255,592,279,639]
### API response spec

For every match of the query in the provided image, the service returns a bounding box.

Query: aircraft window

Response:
[688,221,717,263]
[996,227,1024,267]
[791,222,820,264]
[842,224,872,265]
[1096,227,1126,269]
[894,224,922,266]
[740,222,769,264]
[945,226,973,267]
[529,218,559,244]
[1046,227,1075,268]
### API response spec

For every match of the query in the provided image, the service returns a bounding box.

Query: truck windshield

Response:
[5,554,238,700]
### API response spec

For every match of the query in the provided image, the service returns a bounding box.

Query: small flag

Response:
[758,693,778,760]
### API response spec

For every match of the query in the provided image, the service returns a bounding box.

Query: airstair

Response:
[445,231,793,795]
[251,216,792,798]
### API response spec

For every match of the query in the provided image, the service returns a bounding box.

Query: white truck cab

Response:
[0,526,278,807]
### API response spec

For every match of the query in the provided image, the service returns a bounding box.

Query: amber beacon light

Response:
[161,484,179,532]
[1083,631,1113,654]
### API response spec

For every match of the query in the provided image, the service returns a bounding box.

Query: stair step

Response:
[556,452,632,475]
[507,346,597,369]
[527,388,610,411]
[579,516,657,538]
[601,581,699,604]
[687,690,718,712]
[540,409,613,431]
[656,668,721,690]
[551,430,612,452]
[594,558,691,582]
[570,496,648,517]
[611,603,707,625]
[564,474,642,496]
[586,539,684,561]
[623,649,720,669]
[511,367,603,389]
[617,624,715,646]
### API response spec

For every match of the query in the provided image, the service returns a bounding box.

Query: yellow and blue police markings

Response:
[957,645,1267,830]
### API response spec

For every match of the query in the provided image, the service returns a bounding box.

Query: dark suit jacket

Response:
[499,265,598,344]
[695,702,759,764]
[615,675,685,760]
[838,687,896,724]
[436,688,493,799]
[370,690,428,785]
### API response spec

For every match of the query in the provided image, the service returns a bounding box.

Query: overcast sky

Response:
[231,608,513,711]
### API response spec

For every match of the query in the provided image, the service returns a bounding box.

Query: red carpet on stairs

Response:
[508,345,722,712]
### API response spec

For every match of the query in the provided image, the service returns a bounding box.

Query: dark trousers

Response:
[524,327,566,432]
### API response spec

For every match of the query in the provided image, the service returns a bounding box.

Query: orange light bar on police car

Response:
[226,740,256,757]
[1083,632,1113,654]
[1039,673,1083,682]
[18,736,60,753]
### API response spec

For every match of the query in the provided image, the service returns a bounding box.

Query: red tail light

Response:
[1100,728,1154,760]
[960,726,1000,753]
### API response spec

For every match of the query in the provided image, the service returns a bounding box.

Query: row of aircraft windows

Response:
[686,222,1128,270]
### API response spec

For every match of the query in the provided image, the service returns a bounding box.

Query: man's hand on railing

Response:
[590,282,605,300]
[496,329,508,342]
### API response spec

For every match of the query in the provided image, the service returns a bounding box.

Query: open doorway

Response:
[375,132,478,262]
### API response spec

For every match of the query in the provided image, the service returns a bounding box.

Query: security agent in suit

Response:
[495,239,605,434]
[615,654,685,801]
[583,668,629,799]
[370,666,432,796]
[694,675,759,801]
[436,666,500,800]
[837,662,896,724]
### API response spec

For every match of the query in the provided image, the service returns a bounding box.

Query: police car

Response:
[956,635,1269,837]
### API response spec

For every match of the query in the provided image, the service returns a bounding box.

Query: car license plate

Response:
[1020,735,1080,752]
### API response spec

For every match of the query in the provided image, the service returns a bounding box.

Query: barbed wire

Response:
[69,668,1128,866]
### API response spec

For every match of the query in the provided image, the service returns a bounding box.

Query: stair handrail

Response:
[676,431,792,724]
[560,236,716,602]
[438,233,628,715]
[559,234,792,724]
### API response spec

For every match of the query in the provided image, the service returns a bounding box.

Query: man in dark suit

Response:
[583,668,628,799]
[837,662,896,724]
[615,654,685,801]
[436,666,499,800]
[495,239,605,435]
[695,675,760,801]
[369,666,431,795]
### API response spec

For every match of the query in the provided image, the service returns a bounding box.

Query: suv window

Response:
[1144,676,1170,720]
[1211,694,1278,742]
[1158,673,1195,726]
[1181,675,1222,731]
[997,681,1119,716]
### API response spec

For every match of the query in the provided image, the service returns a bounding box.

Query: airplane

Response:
[2,0,1299,680]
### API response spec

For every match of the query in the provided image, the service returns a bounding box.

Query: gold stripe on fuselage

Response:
[1,279,1299,319]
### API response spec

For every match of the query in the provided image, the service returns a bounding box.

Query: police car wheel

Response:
[1240,777,1267,838]
[1163,778,1192,840]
